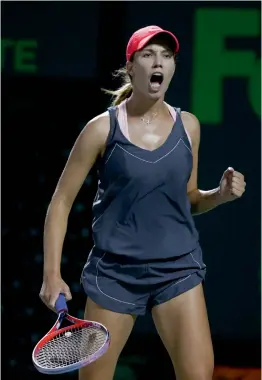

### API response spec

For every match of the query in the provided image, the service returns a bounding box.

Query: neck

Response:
[126,91,165,118]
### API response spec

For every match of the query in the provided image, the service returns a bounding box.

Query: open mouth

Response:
[149,73,164,91]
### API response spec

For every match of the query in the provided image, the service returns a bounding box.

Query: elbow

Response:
[46,193,72,218]
[187,189,201,215]
[187,188,201,205]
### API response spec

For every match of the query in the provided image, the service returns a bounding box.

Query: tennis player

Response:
[40,26,246,380]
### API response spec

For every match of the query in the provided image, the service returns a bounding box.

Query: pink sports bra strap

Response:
[117,100,130,140]
[117,100,191,147]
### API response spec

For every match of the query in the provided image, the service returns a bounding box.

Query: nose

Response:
[152,53,163,68]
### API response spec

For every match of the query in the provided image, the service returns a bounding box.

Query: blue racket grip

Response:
[55,293,68,314]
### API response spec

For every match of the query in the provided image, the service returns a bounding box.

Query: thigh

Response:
[152,283,214,380]
[79,297,135,380]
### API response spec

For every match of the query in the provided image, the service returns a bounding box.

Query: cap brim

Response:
[136,30,179,54]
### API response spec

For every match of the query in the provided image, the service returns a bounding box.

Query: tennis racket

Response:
[32,293,110,374]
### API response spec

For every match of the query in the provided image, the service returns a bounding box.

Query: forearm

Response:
[43,198,70,277]
[189,188,226,215]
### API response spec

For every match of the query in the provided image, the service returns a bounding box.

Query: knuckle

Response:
[40,292,46,300]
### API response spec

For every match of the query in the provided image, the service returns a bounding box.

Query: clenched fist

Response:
[39,274,72,312]
[219,167,246,203]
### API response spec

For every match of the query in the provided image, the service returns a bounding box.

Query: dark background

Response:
[2,1,261,379]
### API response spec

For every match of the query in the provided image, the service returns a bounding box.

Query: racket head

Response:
[32,294,110,374]
[32,319,110,374]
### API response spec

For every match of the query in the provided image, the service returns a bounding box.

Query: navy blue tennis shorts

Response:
[80,245,206,316]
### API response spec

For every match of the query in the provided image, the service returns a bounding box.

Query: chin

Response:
[147,91,164,101]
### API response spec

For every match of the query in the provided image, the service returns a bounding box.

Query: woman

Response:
[40,26,246,380]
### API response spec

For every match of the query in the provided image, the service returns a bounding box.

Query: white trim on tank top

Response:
[117,99,192,148]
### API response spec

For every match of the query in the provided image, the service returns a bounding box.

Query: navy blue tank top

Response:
[91,106,199,261]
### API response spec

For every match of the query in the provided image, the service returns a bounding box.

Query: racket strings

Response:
[35,326,107,369]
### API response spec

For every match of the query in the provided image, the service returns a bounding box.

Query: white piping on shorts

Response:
[190,252,201,269]
[95,253,201,306]
[95,253,137,305]
[171,274,192,287]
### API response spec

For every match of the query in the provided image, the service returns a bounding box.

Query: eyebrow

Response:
[142,47,173,54]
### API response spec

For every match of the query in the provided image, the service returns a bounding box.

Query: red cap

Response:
[126,25,179,61]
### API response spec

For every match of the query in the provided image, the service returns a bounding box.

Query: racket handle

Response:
[55,293,68,313]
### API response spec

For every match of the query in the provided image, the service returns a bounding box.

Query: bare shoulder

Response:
[181,111,200,135]
[80,111,110,147]
[52,111,111,205]
[180,111,200,145]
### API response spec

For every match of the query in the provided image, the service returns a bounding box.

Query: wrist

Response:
[43,269,61,279]
[216,187,229,205]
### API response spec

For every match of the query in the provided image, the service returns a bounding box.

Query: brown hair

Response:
[102,67,133,106]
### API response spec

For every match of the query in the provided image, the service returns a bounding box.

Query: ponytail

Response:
[102,67,133,106]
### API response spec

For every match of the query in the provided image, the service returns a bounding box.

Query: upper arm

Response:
[181,111,201,200]
[51,112,110,208]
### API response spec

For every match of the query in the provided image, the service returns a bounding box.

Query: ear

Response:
[172,58,176,75]
[126,61,133,77]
